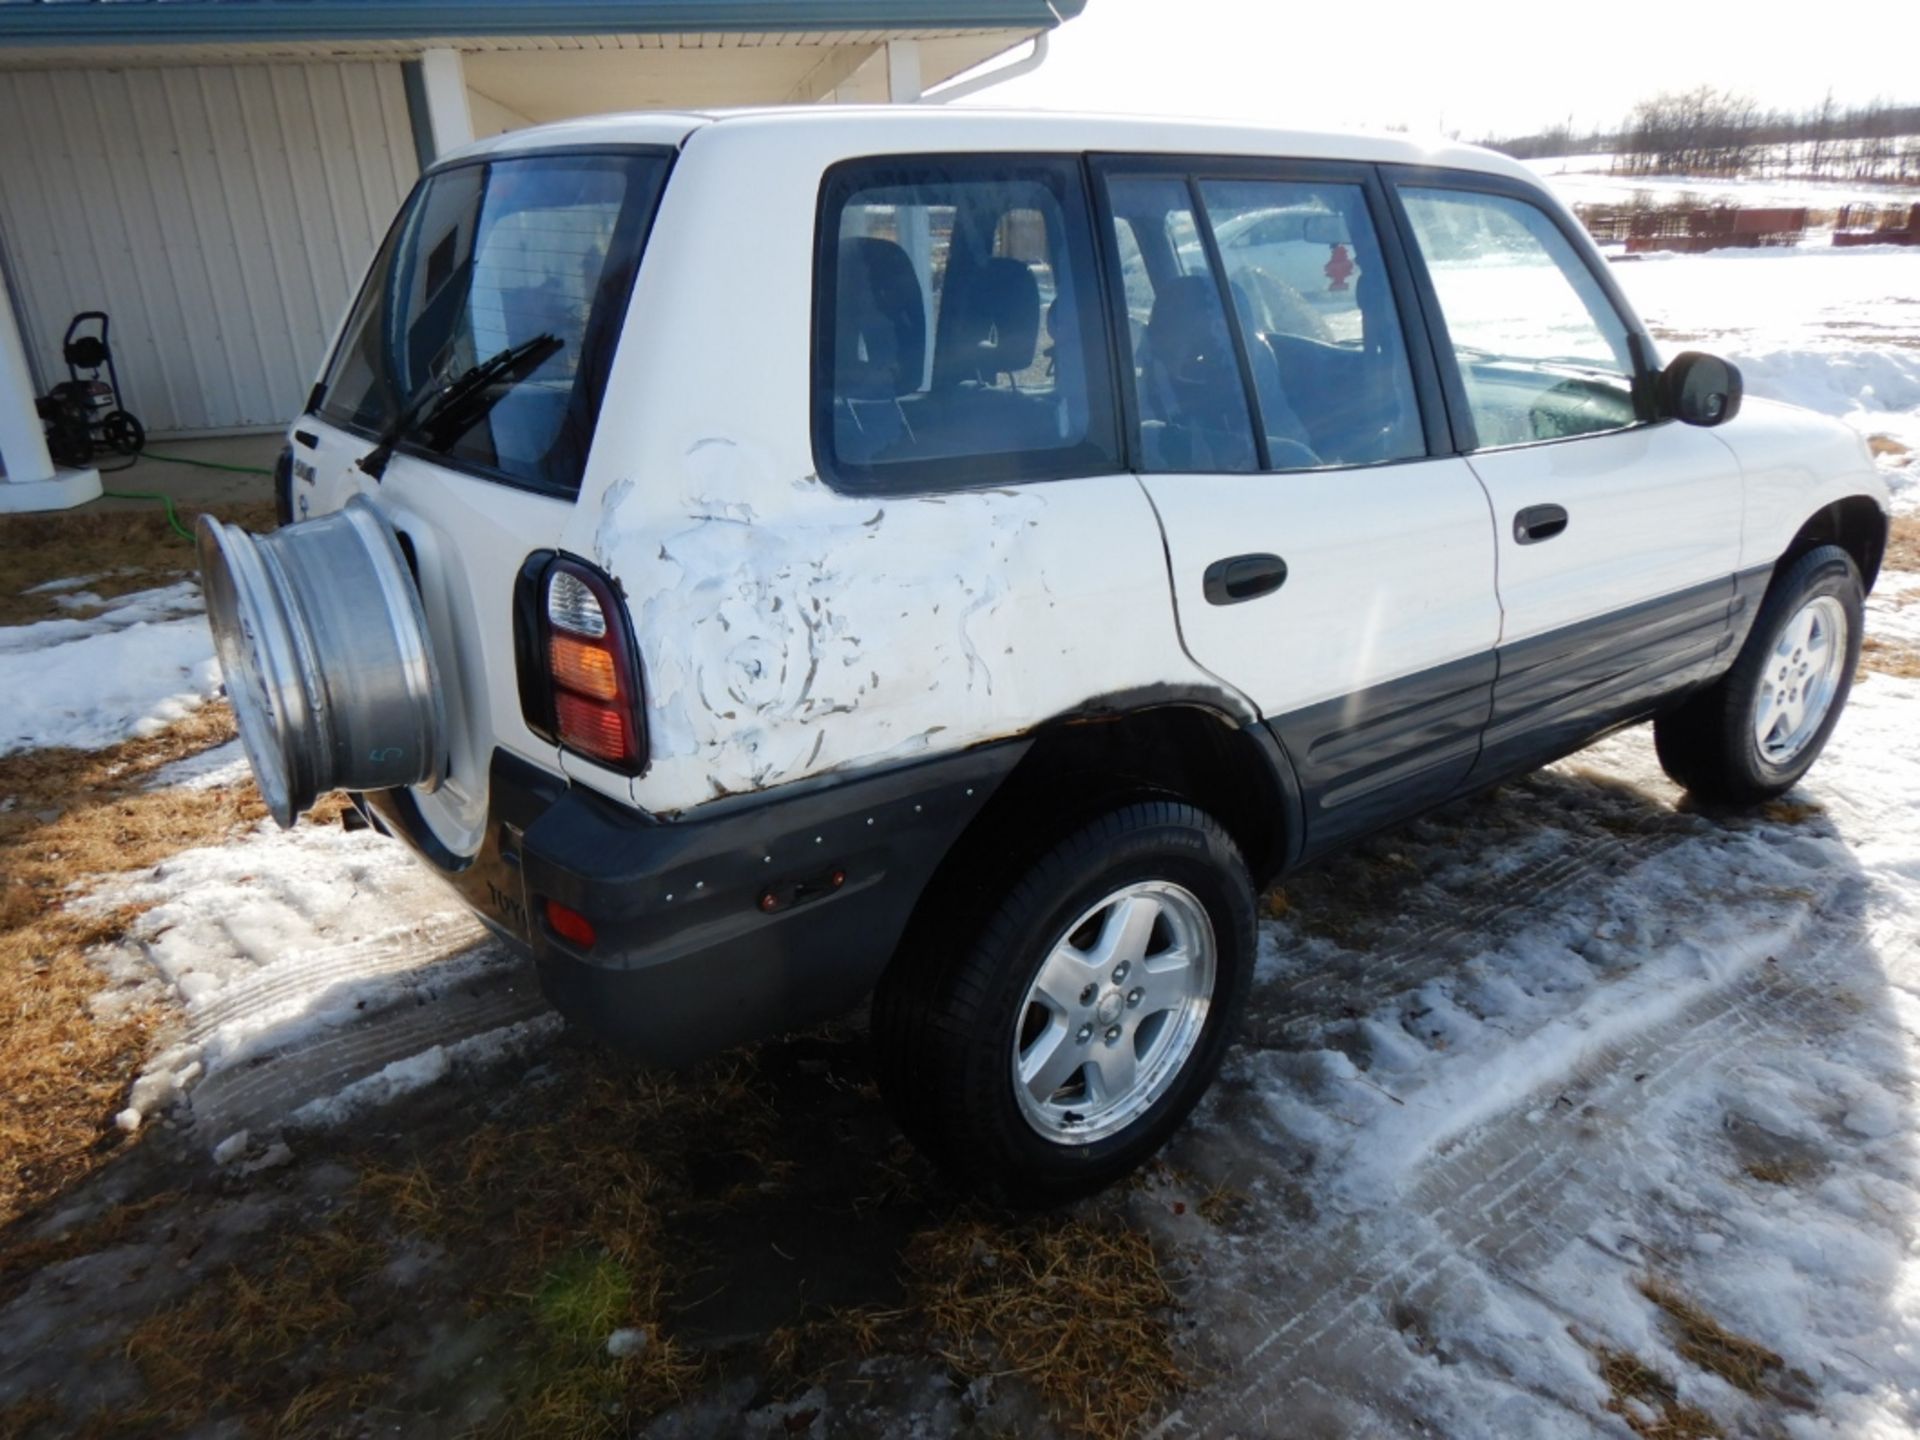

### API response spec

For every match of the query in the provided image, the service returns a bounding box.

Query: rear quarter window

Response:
[318,148,671,496]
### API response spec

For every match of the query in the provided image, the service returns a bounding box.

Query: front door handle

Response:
[1513,503,1569,545]
[1203,553,1288,606]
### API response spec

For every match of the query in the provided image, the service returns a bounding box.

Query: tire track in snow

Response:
[1155,868,1905,1438]
[1242,827,1688,1053]
[177,912,493,1044]
[186,954,550,1144]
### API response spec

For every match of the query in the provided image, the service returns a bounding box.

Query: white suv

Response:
[199,108,1890,1201]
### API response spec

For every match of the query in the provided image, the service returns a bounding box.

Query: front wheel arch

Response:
[1778,495,1887,595]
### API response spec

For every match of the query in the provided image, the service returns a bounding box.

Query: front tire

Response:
[1654,544,1863,805]
[871,800,1255,1205]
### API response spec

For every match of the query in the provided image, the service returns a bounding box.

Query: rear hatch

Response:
[288,137,679,859]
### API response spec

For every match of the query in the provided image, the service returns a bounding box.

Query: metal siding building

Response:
[0,61,417,433]
[0,1,1082,506]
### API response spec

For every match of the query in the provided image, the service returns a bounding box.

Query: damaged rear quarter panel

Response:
[555,117,1236,817]
[594,439,1216,813]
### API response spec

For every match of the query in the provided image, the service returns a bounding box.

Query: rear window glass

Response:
[815,155,1120,494]
[318,150,670,495]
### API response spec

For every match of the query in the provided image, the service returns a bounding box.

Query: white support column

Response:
[886,39,922,103]
[419,47,474,157]
[0,283,97,513]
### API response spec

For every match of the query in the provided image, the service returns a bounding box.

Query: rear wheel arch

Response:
[879,699,1295,1003]
[967,700,1298,889]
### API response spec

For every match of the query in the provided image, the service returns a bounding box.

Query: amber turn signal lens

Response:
[544,899,597,948]
[549,634,619,701]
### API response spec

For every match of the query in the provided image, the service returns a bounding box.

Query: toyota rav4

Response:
[198,108,1890,1201]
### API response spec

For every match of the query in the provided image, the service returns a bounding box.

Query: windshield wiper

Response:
[358,333,563,479]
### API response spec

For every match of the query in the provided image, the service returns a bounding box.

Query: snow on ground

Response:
[86,811,552,1145]
[142,736,248,791]
[1597,244,1920,504]
[0,580,219,756]
[1531,151,1920,213]
[1137,670,1920,1436]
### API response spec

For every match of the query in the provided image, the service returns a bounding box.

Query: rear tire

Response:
[871,800,1255,1205]
[1654,544,1863,805]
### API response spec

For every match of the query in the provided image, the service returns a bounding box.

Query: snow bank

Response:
[0,582,220,756]
[1602,246,1920,500]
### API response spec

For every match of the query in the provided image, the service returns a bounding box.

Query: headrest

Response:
[835,236,926,400]
[937,256,1040,385]
[1145,275,1238,386]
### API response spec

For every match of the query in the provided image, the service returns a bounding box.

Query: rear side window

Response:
[1103,174,1260,474]
[319,149,670,495]
[815,156,1119,494]
[1398,187,1639,447]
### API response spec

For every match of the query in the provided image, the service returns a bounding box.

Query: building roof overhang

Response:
[0,0,1083,47]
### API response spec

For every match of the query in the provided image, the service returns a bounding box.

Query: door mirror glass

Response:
[1660,351,1744,427]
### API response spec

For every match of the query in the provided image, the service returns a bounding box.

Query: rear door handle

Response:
[1513,503,1569,545]
[1203,553,1288,606]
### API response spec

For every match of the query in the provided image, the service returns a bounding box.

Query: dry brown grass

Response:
[1638,1278,1785,1399]
[0,500,282,1228]
[1743,1158,1813,1186]
[1861,634,1920,680]
[0,500,274,626]
[120,1223,388,1430]
[1887,514,1920,575]
[101,1058,762,1438]
[1595,1346,1724,1439]
[762,1303,905,1399]
[905,1212,1184,1440]
[0,707,269,1228]
[1760,799,1825,825]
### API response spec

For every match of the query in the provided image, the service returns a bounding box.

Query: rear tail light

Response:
[522,555,647,772]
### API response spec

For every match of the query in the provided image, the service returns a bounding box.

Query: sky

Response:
[953,0,1920,140]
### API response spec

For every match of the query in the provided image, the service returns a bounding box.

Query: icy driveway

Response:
[62,663,1920,1435]
[1138,672,1920,1437]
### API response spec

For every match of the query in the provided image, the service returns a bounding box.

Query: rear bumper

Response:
[356,742,1024,1065]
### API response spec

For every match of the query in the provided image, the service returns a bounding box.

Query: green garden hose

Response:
[140,451,275,477]
[97,450,276,542]
[101,489,196,542]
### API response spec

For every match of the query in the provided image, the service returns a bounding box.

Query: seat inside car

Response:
[834,232,1069,466]
[1254,265,1418,466]
[832,235,926,465]
[935,256,1040,388]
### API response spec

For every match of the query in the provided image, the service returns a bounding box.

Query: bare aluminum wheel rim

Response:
[1011,880,1217,1146]
[196,496,445,828]
[1753,594,1847,766]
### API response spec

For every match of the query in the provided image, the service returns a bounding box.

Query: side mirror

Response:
[1660,351,1743,427]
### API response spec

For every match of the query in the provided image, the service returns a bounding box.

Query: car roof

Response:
[449,105,1538,187]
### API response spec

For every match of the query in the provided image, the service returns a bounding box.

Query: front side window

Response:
[816,157,1118,493]
[319,150,669,494]
[1398,187,1639,448]
[1198,178,1424,468]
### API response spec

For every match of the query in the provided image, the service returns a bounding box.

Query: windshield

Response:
[317,149,670,494]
